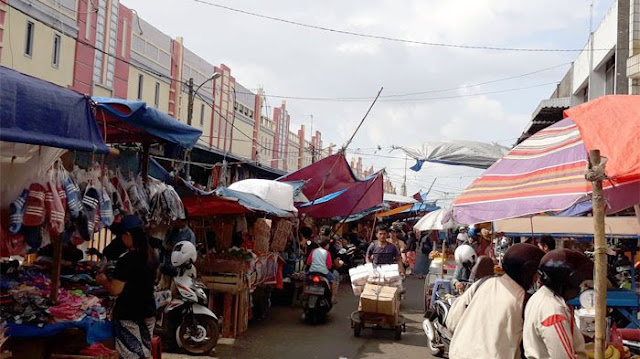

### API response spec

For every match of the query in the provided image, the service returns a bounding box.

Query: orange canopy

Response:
[565,95,640,182]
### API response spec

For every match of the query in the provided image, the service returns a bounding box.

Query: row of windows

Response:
[235,103,254,119]
[136,74,210,127]
[24,21,61,68]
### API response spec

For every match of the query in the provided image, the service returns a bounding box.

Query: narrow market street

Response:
[164,275,434,359]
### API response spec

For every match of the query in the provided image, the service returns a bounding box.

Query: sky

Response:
[123,0,615,204]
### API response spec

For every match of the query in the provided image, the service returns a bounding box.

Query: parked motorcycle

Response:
[301,272,333,324]
[423,291,456,357]
[155,241,219,355]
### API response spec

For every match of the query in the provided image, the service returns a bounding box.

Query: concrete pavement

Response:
[164,275,435,359]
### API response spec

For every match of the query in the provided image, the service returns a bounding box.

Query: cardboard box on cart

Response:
[358,283,399,316]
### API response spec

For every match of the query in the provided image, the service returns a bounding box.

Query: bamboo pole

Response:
[590,149,607,359]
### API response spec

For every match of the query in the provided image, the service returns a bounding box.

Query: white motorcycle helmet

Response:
[171,241,197,268]
[454,244,477,268]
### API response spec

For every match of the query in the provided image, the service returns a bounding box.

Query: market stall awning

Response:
[228,179,297,212]
[183,186,294,218]
[383,193,418,204]
[297,172,384,218]
[393,140,510,171]
[376,204,413,218]
[93,97,201,149]
[494,216,640,238]
[375,201,440,218]
[452,95,640,224]
[0,66,109,154]
[414,207,460,231]
[278,152,372,200]
[182,195,250,217]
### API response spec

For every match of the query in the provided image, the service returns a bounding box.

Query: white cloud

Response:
[121,0,615,197]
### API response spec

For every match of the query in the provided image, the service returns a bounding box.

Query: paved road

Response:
[165,275,435,359]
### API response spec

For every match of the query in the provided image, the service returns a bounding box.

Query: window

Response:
[85,8,92,40]
[51,34,61,68]
[137,74,144,100]
[200,104,205,126]
[154,82,160,107]
[121,21,128,57]
[25,21,35,57]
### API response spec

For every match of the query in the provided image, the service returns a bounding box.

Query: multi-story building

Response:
[0,0,345,186]
[520,0,636,141]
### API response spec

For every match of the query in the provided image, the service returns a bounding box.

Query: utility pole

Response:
[185,78,194,181]
[310,114,315,163]
[401,154,408,196]
[185,73,221,182]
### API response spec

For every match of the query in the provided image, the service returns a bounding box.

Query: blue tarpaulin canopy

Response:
[93,97,201,149]
[0,66,109,153]
[215,187,293,218]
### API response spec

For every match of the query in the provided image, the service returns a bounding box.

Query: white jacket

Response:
[446,274,525,359]
[523,286,587,359]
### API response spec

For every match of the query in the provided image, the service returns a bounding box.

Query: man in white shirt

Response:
[523,249,593,359]
[446,243,545,359]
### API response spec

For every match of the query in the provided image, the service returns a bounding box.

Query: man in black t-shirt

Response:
[366,224,405,276]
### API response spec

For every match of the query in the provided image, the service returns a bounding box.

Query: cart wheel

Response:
[354,322,362,337]
[394,325,402,340]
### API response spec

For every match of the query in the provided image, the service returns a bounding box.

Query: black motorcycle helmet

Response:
[502,243,545,291]
[539,249,594,300]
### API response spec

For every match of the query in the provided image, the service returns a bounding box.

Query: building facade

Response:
[0,0,379,186]
[521,0,638,140]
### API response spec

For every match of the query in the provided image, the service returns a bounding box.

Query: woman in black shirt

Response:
[97,215,159,359]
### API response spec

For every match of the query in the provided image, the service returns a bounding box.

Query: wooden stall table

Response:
[198,256,251,338]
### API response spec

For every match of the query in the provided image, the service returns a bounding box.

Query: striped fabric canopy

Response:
[452,95,640,225]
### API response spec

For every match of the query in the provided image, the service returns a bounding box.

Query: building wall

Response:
[628,0,640,93]
[572,1,619,98]
[1,0,336,178]
[1,4,76,87]
[127,67,170,112]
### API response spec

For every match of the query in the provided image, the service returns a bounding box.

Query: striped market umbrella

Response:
[452,95,640,225]
[452,95,640,359]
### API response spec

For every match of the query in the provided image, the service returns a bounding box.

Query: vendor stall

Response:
[0,66,201,358]
[181,183,296,338]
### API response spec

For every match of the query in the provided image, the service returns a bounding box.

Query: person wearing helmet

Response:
[451,245,477,292]
[523,249,593,359]
[446,243,545,359]
[96,215,159,359]
[456,226,470,248]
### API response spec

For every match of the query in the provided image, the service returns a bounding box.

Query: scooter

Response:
[155,243,219,355]
[423,291,456,357]
[301,272,333,324]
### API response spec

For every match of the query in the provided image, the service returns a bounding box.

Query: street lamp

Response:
[185,72,222,181]
[187,72,222,126]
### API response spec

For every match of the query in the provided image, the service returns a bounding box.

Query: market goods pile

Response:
[349,263,403,296]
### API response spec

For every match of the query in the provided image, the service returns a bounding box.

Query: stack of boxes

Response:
[348,264,402,316]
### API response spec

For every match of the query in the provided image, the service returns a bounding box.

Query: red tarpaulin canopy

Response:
[279,152,384,218]
[182,196,249,217]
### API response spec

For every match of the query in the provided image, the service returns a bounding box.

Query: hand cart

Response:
[350,310,406,340]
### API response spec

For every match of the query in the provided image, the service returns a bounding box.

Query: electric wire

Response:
[190,0,607,52]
